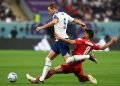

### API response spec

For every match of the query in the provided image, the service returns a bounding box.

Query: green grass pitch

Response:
[0,50,120,86]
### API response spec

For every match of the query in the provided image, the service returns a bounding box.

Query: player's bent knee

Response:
[65,59,70,63]
[66,57,74,64]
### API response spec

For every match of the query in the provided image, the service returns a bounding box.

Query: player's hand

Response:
[54,33,62,39]
[36,26,43,31]
[111,37,118,43]
[81,23,86,27]
[81,24,87,30]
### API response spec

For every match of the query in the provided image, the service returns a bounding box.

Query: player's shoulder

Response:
[57,12,67,16]
[84,39,99,47]
[53,12,59,19]
[75,38,85,42]
[84,39,95,46]
[53,12,62,17]
[77,38,87,41]
[76,38,82,40]
[53,12,68,19]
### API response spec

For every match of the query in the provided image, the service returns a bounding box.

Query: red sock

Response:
[35,71,54,81]
[45,71,54,79]
[36,76,40,81]
[78,75,89,82]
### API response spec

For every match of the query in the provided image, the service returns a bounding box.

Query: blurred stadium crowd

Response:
[0,0,120,39]
[59,0,120,22]
[0,0,16,22]
[0,0,120,22]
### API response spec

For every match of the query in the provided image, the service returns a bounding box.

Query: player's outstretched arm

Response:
[55,33,76,44]
[99,37,118,50]
[36,19,59,31]
[73,19,86,30]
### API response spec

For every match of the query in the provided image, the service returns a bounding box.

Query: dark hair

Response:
[85,29,94,39]
[48,3,58,10]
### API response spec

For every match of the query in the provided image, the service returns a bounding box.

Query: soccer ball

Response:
[8,72,18,82]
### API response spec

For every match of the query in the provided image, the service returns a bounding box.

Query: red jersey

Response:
[73,38,100,55]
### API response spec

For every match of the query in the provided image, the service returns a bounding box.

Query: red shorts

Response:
[61,62,89,82]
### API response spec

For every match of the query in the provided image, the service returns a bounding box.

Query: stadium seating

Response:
[0,0,16,22]
[0,0,119,39]
[58,0,120,21]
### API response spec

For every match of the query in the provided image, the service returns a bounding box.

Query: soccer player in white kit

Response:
[26,3,94,83]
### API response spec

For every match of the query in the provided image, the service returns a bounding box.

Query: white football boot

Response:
[87,74,97,84]
[26,73,38,83]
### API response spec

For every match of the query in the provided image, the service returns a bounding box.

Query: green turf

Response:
[0,50,120,86]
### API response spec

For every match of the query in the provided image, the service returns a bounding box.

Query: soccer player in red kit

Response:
[26,29,117,84]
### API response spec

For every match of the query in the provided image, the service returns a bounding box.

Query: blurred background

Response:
[0,0,120,50]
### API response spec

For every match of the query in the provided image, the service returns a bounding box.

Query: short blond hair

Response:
[48,3,58,10]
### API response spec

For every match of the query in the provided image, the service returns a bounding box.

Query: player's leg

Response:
[73,63,89,82]
[43,65,66,79]
[66,55,89,63]
[39,50,59,82]
[35,66,62,82]
[59,40,97,64]
[26,51,58,83]
[58,40,71,61]
[41,64,74,80]
[41,63,74,81]
[74,63,97,84]
[87,74,97,84]
[74,69,89,82]
[26,64,72,83]
[66,54,97,64]
[39,41,61,82]
[26,67,58,83]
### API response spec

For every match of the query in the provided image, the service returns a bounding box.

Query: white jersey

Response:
[52,12,74,38]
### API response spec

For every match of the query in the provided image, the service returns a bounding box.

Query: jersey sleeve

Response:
[92,44,100,50]
[52,14,59,19]
[66,13,74,22]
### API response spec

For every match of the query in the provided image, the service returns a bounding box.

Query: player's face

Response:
[48,7,56,15]
[82,32,89,39]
